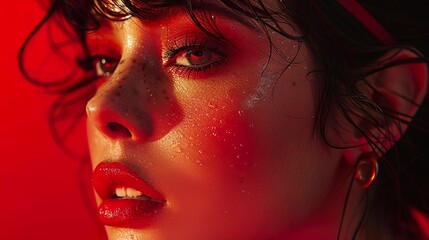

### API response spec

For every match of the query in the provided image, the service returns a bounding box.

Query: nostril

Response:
[107,122,132,138]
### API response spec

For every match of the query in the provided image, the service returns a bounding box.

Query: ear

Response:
[372,49,428,120]
[343,49,428,163]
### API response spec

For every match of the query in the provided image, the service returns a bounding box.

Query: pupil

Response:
[193,50,203,57]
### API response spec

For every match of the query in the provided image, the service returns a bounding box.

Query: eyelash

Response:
[87,36,227,79]
[164,37,226,78]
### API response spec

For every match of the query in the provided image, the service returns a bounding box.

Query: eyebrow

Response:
[136,2,257,30]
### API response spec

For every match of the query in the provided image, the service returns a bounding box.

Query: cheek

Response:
[178,96,257,171]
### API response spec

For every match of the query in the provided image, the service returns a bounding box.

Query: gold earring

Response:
[354,153,379,188]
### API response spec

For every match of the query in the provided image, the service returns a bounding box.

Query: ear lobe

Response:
[357,49,428,155]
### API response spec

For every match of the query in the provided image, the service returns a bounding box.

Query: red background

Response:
[1,1,102,239]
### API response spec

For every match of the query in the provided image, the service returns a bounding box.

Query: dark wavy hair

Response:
[19,0,429,239]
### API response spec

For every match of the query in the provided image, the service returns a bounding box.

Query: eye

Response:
[93,56,119,77]
[166,45,225,73]
[175,48,222,68]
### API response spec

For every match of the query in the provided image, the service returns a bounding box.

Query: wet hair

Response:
[19,0,429,239]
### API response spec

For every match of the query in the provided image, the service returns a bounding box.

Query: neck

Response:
[277,177,370,240]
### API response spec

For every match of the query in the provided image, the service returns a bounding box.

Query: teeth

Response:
[126,188,143,197]
[115,187,143,198]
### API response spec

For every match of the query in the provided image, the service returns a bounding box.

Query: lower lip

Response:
[98,198,164,228]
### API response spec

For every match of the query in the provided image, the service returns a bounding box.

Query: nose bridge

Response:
[86,55,181,142]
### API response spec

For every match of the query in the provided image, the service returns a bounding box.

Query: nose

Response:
[86,54,183,142]
[86,63,155,141]
[86,55,170,140]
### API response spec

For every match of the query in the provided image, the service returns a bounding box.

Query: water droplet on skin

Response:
[198,149,203,154]
[175,147,182,153]
[236,155,241,159]
[208,102,217,109]
[238,110,244,116]
[211,15,216,20]
[219,119,225,124]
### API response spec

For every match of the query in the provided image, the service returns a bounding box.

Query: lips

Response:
[92,162,165,228]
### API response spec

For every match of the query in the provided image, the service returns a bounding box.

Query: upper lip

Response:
[92,161,165,202]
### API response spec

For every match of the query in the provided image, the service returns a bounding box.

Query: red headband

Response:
[336,0,397,45]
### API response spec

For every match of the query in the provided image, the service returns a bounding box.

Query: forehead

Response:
[94,0,280,23]
[92,0,269,41]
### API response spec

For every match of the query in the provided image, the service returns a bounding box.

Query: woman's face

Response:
[86,2,347,239]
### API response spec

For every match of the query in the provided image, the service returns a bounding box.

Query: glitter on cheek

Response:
[244,71,278,109]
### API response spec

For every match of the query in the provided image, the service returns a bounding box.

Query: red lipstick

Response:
[92,162,165,228]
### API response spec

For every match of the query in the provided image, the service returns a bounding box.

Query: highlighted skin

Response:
[86,5,349,240]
